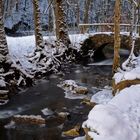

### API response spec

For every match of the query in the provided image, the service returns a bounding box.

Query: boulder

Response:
[74,86,88,94]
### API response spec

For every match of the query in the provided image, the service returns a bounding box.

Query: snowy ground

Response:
[6,34,90,74]
[82,84,140,140]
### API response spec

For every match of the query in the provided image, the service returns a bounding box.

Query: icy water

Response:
[0,62,112,140]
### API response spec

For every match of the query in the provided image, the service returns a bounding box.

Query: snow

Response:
[14,114,44,120]
[6,34,89,73]
[6,32,135,75]
[0,78,6,87]
[7,36,36,72]
[41,108,54,116]
[83,84,140,140]
[64,91,87,100]
[4,121,16,129]
[114,56,140,84]
[90,87,113,104]
[73,136,86,140]
[0,100,9,106]
[58,80,88,99]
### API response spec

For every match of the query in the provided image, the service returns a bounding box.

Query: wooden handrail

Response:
[79,23,140,26]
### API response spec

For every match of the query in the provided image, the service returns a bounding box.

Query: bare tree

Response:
[53,0,70,47]
[0,0,8,64]
[112,0,121,73]
[122,0,139,70]
[33,0,44,49]
[83,0,92,24]
[82,0,92,33]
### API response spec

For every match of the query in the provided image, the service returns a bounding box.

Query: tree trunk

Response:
[83,0,92,24]
[122,1,139,71]
[0,0,8,64]
[129,1,138,60]
[82,0,92,33]
[33,0,44,49]
[112,0,121,74]
[53,0,70,47]
[76,1,80,33]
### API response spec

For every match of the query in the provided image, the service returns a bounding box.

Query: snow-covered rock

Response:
[13,115,46,125]
[41,108,54,116]
[83,84,140,140]
[90,88,113,104]
[58,80,88,94]
[58,80,88,99]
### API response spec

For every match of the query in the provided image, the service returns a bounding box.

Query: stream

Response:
[0,62,112,140]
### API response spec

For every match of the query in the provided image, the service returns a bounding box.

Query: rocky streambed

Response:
[0,62,112,140]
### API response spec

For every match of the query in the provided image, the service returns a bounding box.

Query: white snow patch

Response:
[58,80,77,92]
[74,70,81,74]
[114,56,140,84]
[14,114,43,120]
[64,91,87,100]
[0,100,9,106]
[0,78,6,87]
[41,108,54,116]
[73,136,86,140]
[91,88,113,104]
[83,84,140,140]
[58,80,88,99]
[4,121,16,129]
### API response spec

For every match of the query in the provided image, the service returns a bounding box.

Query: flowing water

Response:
[0,62,112,140]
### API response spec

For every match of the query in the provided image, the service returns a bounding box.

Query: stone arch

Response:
[81,33,140,60]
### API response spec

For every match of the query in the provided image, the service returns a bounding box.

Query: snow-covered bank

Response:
[6,34,89,72]
[83,84,140,140]
[114,56,140,84]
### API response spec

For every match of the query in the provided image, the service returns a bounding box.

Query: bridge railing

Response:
[79,23,140,34]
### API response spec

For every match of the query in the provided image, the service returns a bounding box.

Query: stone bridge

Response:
[81,33,140,61]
